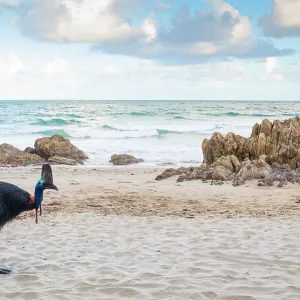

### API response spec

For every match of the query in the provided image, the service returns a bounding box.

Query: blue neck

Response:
[34,185,44,209]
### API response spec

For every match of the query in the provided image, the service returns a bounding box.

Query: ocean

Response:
[0,100,299,167]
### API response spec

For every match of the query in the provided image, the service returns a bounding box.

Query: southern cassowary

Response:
[0,164,58,275]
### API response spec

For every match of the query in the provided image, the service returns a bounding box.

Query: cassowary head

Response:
[34,164,58,223]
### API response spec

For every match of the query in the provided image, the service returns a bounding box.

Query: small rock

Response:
[278,180,287,188]
[177,174,186,183]
[110,154,143,166]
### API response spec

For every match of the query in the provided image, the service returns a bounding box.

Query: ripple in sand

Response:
[1,215,300,300]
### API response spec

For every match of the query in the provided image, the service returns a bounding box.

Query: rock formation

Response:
[34,134,88,164]
[156,117,300,186]
[110,154,144,166]
[0,144,44,166]
[0,135,88,167]
[203,117,300,169]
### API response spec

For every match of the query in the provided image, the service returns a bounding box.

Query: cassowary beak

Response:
[43,182,58,191]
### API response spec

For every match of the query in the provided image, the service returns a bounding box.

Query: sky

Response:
[0,0,300,100]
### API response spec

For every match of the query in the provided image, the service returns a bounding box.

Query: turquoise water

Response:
[0,101,299,167]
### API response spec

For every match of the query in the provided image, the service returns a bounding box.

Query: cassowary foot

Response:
[0,268,11,275]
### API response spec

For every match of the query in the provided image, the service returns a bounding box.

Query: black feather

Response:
[0,182,34,229]
[41,164,54,184]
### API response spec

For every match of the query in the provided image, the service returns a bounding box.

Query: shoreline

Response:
[0,165,298,221]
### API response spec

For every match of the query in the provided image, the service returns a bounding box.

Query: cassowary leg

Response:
[35,209,38,224]
[40,205,42,216]
[0,268,11,275]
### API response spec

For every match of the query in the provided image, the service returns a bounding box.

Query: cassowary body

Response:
[0,182,35,228]
[0,164,58,275]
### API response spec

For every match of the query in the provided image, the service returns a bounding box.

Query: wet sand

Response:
[1,166,300,299]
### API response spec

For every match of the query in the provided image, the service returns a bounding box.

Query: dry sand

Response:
[1,166,300,299]
[1,165,300,219]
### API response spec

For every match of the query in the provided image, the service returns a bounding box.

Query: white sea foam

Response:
[0,100,299,167]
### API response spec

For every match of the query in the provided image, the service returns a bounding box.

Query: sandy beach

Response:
[1,165,300,219]
[1,166,300,299]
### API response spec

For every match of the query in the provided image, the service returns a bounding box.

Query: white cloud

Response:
[17,0,151,43]
[264,57,277,74]
[260,0,300,37]
[209,0,252,41]
[0,0,20,6]
[0,52,299,100]
[271,0,300,28]
[11,0,293,65]
[96,0,292,64]
[262,57,283,82]
[142,19,157,42]
[0,54,24,77]
[101,64,122,76]
[44,58,71,76]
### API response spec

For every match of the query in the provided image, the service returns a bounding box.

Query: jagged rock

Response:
[260,119,272,136]
[110,154,143,166]
[203,117,300,170]
[251,123,260,138]
[48,156,79,166]
[0,143,44,166]
[34,134,88,164]
[202,132,247,165]
[156,117,300,186]
[24,147,36,154]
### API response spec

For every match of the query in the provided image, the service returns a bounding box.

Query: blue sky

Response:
[0,0,299,100]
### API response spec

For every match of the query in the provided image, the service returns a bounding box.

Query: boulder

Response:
[193,164,214,180]
[212,166,233,181]
[48,156,79,166]
[110,154,143,166]
[34,134,88,164]
[0,143,44,166]
[232,159,271,186]
[212,155,241,173]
